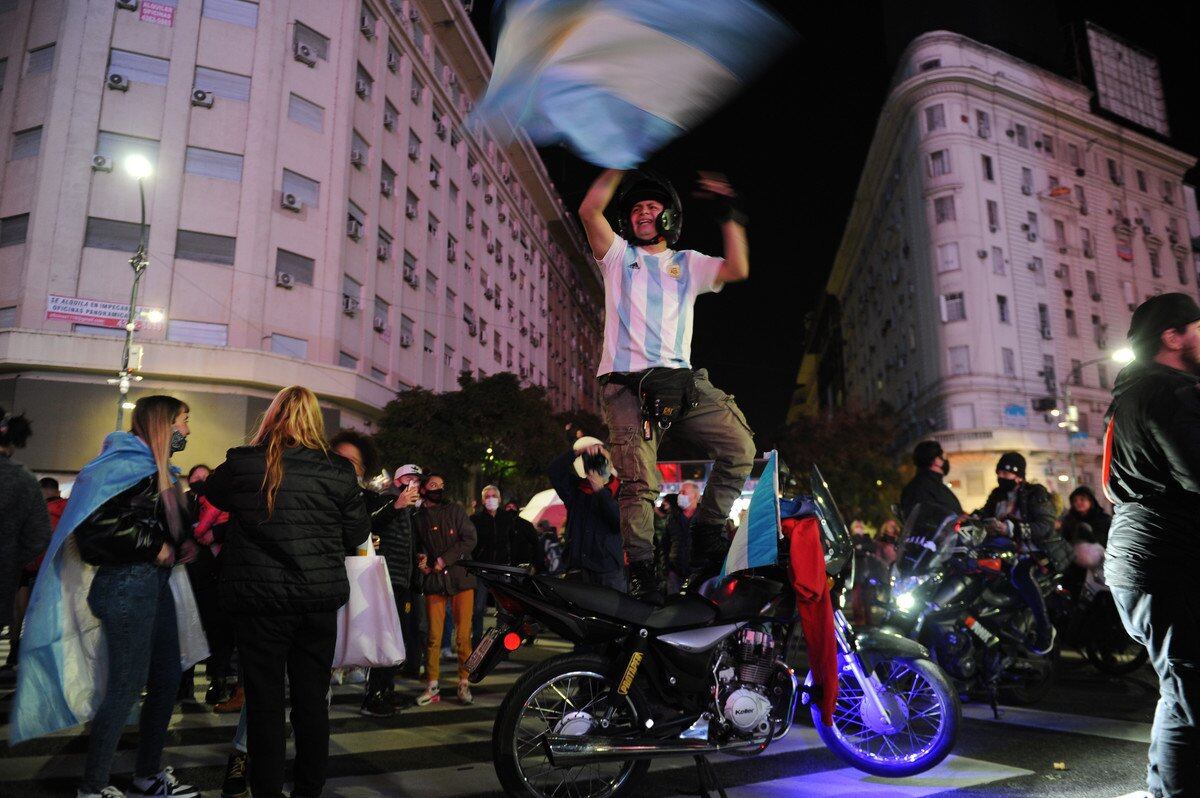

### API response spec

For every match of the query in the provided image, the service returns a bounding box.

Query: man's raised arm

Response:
[578,169,624,261]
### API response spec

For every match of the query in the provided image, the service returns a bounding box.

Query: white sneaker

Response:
[457,680,474,705]
[346,667,368,685]
[128,767,200,798]
[417,681,441,705]
[77,788,125,798]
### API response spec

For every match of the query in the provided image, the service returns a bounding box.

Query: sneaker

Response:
[330,669,345,686]
[457,680,473,705]
[213,685,244,714]
[360,690,397,717]
[221,751,249,798]
[416,681,440,706]
[129,767,200,798]
[77,788,125,798]
[346,667,368,685]
[1028,625,1058,657]
[205,679,229,706]
[441,647,454,660]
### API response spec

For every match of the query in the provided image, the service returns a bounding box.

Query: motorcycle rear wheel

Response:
[493,653,651,798]
[1084,593,1149,676]
[809,656,959,777]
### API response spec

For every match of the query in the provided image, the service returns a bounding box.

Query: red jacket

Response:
[783,516,838,725]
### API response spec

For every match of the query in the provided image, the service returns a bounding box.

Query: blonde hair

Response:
[131,395,189,540]
[252,386,327,515]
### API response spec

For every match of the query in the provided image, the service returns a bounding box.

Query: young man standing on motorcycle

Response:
[578,169,755,599]
[1104,293,1200,798]
[976,452,1070,655]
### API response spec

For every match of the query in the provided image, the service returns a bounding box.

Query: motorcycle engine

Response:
[715,627,778,737]
[722,688,773,735]
[933,627,977,681]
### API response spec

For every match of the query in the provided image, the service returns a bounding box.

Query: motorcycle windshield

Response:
[896,503,961,577]
[810,465,853,575]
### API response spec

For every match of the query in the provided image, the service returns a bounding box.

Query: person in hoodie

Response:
[548,437,626,592]
[899,440,962,523]
[1060,486,1111,547]
[1103,293,1200,798]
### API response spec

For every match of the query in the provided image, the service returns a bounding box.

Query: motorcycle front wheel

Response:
[809,656,960,777]
[493,653,651,798]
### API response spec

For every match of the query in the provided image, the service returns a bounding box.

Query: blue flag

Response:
[722,450,780,577]
[475,0,792,168]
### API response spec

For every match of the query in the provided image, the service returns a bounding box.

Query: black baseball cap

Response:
[1127,293,1200,348]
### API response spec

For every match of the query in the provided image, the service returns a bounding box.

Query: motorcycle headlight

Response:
[895,591,917,612]
[892,574,929,614]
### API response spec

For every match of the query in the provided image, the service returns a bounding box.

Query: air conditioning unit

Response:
[1021,185,1032,196]
[346,218,363,240]
[976,249,987,259]
[276,271,295,288]
[1091,292,1102,301]
[191,89,214,108]
[429,170,440,187]
[280,193,303,212]
[1059,246,1069,254]
[377,243,391,261]
[494,251,502,264]
[484,287,495,300]
[465,215,474,230]
[342,296,360,315]
[501,163,512,183]
[446,245,457,262]
[360,14,375,37]
[355,79,370,98]
[1169,233,1179,244]
[435,121,447,139]
[383,111,396,130]
[410,87,422,104]
[470,169,481,185]
[408,3,419,21]
[387,51,400,72]
[294,42,316,67]
[91,154,114,172]
[1164,193,1175,205]
[508,270,517,281]
[498,210,507,223]
[350,149,365,167]
[403,269,419,288]
[494,296,501,309]
[1027,232,1038,242]
[107,73,130,91]
[1079,204,1089,216]
[380,179,393,197]
[484,192,494,205]
[486,241,495,254]
[989,224,999,233]
[520,326,528,337]
[399,334,413,348]
[467,322,477,337]
[519,367,529,379]
[1083,247,1094,258]
[1142,224,1152,235]
[405,203,418,219]
[373,315,387,332]
[116,0,138,10]
[408,143,420,161]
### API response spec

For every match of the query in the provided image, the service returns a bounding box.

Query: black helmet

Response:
[616,170,683,246]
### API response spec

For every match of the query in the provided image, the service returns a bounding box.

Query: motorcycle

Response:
[463,466,960,798]
[884,505,1057,713]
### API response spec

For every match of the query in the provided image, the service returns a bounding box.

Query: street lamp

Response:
[109,154,153,431]
[1059,348,1133,485]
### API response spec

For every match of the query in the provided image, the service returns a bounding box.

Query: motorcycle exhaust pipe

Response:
[545,734,768,765]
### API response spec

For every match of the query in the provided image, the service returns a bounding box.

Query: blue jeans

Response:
[82,564,179,792]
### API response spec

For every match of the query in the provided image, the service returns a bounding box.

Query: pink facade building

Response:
[0,0,602,474]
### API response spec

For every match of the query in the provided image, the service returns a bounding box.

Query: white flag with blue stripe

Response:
[722,450,781,577]
[476,0,792,168]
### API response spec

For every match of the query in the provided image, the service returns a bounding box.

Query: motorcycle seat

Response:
[536,578,717,629]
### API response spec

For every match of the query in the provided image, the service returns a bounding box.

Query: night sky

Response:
[470,2,1200,445]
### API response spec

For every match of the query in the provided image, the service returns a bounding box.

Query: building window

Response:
[175,230,235,265]
[1021,167,1033,194]
[387,39,402,72]
[425,269,437,295]
[381,161,396,194]
[423,330,436,354]
[84,218,144,251]
[991,246,1005,275]
[11,126,41,160]
[936,242,959,273]
[411,74,424,104]
[27,44,55,76]
[168,319,228,346]
[270,334,308,359]
[996,295,1010,323]
[1067,143,1080,167]
[1054,218,1066,244]
[1065,308,1077,337]
[400,314,414,340]
[950,404,975,430]
[976,110,990,138]
[287,93,324,132]
[373,296,389,328]
[281,169,319,207]
[377,228,392,260]
[429,157,441,186]
[987,200,1000,230]
[202,0,258,27]
[1002,347,1017,378]
[408,130,421,160]
[981,154,993,181]
[1107,157,1121,185]
[1082,227,1093,257]
[1098,363,1110,389]
[194,66,251,101]
[930,149,951,177]
[293,22,330,60]
[1150,249,1162,278]
[1071,359,1083,385]
[1042,134,1054,155]
[339,351,358,369]
[1038,303,1052,338]
[0,213,29,247]
[351,129,369,167]
[360,1,377,36]
[948,345,970,375]
[924,104,945,132]
[1178,256,1189,286]
[1015,124,1028,149]
[1027,211,1039,239]
[184,146,243,182]
[276,248,315,286]
[355,63,373,99]
[1042,355,1057,392]
[933,195,955,223]
[1136,169,1147,192]
[940,292,966,322]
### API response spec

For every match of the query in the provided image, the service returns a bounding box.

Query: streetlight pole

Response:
[1056,349,1134,486]
[111,156,152,431]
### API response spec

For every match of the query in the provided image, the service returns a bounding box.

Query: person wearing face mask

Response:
[469,485,514,648]
[1103,293,1200,798]
[899,440,962,524]
[413,473,477,706]
[975,452,1066,656]
[391,465,426,679]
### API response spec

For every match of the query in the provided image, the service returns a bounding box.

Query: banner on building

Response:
[46,295,165,331]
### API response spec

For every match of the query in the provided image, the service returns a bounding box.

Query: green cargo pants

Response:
[600,368,756,565]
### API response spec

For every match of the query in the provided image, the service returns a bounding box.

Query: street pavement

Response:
[0,636,1160,798]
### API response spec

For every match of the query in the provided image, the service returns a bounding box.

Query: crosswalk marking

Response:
[960,703,1153,744]
[681,755,1034,798]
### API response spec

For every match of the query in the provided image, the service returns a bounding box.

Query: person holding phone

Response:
[548,436,626,592]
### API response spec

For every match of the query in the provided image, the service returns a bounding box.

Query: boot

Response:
[627,561,663,604]
[360,689,396,717]
[205,677,229,706]
[690,523,731,573]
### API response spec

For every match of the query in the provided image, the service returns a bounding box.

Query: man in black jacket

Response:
[1104,293,1200,797]
[976,452,1068,655]
[548,437,626,592]
[899,440,962,523]
[469,485,513,648]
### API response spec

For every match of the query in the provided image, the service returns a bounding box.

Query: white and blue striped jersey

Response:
[596,236,724,376]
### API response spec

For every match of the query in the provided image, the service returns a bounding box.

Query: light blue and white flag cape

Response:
[11,432,159,744]
[476,0,793,168]
[722,450,781,577]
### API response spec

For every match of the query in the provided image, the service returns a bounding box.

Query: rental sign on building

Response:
[46,295,165,331]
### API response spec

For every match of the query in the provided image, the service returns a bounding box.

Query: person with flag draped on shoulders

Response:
[13,395,203,798]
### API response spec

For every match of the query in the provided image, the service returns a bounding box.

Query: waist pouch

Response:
[637,368,697,439]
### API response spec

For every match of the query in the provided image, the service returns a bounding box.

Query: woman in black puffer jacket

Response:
[205,386,369,798]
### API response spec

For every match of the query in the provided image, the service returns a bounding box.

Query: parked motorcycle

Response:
[464,467,959,798]
[884,505,1057,713]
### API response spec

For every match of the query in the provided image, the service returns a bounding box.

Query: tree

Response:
[773,405,903,526]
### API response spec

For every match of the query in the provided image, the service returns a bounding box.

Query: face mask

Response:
[677,494,692,510]
[997,477,1018,493]
[170,430,188,453]
[424,488,444,504]
[484,497,500,512]
[938,457,950,476]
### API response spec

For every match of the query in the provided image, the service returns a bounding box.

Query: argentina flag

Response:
[476,0,793,168]
[722,450,781,577]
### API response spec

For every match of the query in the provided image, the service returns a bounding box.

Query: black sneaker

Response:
[360,690,396,717]
[205,679,229,706]
[221,751,249,798]
[627,561,663,604]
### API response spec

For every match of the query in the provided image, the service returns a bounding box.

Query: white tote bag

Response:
[333,553,407,668]
[169,566,211,671]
